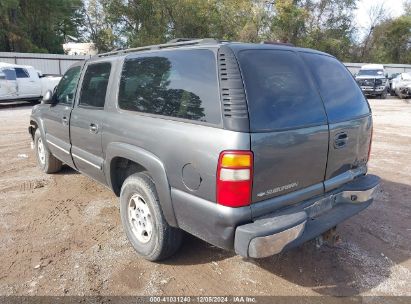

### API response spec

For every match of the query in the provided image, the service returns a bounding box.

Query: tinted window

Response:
[15,68,29,78]
[79,62,111,108]
[302,53,369,123]
[3,69,16,80]
[238,50,327,132]
[118,50,221,124]
[54,66,81,105]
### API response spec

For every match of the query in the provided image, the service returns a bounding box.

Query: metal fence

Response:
[343,63,411,75]
[2,52,411,76]
[0,52,90,76]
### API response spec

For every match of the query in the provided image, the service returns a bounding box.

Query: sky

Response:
[355,0,407,38]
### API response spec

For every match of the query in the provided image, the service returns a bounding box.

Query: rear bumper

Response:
[234,174,380,258]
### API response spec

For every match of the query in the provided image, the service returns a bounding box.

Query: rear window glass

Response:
[118,49,221,125]
[301,53,369,123]
[238,50,327,132]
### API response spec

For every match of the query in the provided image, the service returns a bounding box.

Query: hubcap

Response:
[37,138,46,165]
[128,194,153,243]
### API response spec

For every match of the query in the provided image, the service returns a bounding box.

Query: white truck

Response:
[0,62,61,103]
[355,64,389,99]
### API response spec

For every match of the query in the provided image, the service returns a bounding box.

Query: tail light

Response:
[216,151,253,207]
[367,127,373,161]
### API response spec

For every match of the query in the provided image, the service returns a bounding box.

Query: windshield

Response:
[358,69,384,76]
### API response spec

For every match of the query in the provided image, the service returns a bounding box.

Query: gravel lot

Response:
[0,98,410,296]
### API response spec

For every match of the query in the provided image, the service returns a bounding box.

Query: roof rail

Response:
[98,38,226,58]
[261,41,295,47]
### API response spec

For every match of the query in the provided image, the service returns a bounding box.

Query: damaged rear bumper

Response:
[234,174,380,258]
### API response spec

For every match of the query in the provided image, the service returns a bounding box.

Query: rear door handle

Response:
[62,116,68,126]
[89,123,99,134]
[334,132,348,149]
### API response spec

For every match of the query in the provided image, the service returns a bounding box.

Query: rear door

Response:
[301,53,372,191]
[70,61,112,184]
[14,67,40,98]
[237,49,329,208]
[0,68,18,100]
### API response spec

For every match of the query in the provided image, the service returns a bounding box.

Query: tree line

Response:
[0,0,410,63]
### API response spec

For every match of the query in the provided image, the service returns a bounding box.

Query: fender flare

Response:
[105,142,178,227]
[29,116,46,141]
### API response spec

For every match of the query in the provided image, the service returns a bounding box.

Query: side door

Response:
[0,69,17,100]
[14,67,39,98]
[42,64,83,167]
[70,61,112,184]
[0,68,18,100]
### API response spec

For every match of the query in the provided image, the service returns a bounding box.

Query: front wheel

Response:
[34,129,62,173]
[120,172,183,261]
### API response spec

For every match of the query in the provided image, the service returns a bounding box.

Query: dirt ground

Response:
[0,98,410,297]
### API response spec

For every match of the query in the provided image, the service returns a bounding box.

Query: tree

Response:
[0,0,82,53]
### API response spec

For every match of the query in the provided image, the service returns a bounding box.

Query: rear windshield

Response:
[238,50,327,132]
[301,53,370,123]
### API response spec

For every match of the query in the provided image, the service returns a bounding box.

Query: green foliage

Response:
[0,0,410,64]
[0,0,82,53]
[368,15,411,64]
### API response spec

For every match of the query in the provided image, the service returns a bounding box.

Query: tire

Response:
[380,91,387,99]
[34,129,62,173]
[120,172,183,261]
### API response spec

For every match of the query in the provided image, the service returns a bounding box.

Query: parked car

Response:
[394,72,411,99]
[388,72,400,96]
[0,62,61,103]
[355,64,389,99]
[29,39,380,261]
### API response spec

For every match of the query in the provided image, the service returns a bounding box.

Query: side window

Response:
[54,66,81,105]
[78,62,111,108]
[118,49,221,124]
[301,53,369,123]
[237,50,327,131]
[15,68,29,78]
[3,69,17,80]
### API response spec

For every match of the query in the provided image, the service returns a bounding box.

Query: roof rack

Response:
[261,41,295,47]
[97,38,226,57]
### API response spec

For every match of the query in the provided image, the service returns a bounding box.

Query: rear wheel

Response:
[34,129,62,173]
[120,172,183,261]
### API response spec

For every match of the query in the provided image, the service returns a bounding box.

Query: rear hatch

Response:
[235,47,371,215]
[301,52,372,191]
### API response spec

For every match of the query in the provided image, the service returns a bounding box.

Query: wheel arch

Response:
[105,143,178,227]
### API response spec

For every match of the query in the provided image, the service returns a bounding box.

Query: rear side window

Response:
[118,49,221,124]
[301,53,369,123]
[237,50,327,132]
[15,68,29,78]
[79,62,111,108]
[3,69,17,80]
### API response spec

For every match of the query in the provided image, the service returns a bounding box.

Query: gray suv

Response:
[29,39,380,261]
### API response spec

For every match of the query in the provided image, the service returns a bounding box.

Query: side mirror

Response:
[42,90,53,104]
[385,73,389,78]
